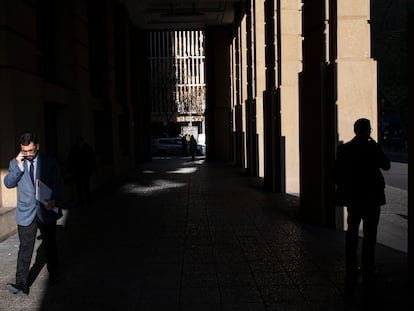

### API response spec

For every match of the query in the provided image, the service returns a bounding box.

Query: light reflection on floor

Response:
[166,167,197,174]
[120,179,186,196]
[126,158,206,195]
[182,159,205,166]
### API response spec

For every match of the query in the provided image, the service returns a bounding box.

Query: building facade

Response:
[149,30,206,139]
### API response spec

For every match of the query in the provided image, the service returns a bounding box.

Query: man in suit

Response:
[335,119,390,283]
[4,132,64,295]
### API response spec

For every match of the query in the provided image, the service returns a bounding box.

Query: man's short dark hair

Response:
[19,132,39,146]
[354,118,371,135]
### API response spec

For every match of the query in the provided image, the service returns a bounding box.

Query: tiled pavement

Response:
[0,157,410,310]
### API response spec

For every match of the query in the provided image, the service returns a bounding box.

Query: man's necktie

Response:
[29,161,34,185]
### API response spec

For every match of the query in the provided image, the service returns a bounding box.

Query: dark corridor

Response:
[1,157,408,310]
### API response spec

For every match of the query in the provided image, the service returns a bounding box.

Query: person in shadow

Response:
[335,118,390,285]
[68,136,96,207]
[181,134,188,156]
[189,135,197,161]
[3,132,64,295]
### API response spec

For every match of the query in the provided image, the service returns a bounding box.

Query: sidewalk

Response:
[379,161,408,253]
[0,157,410,310]
[379,186,408,253]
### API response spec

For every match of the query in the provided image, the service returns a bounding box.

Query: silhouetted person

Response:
[4,132,64,295]
[68,136,96,207]
[335,118,390,284]
[189,135,197,161]
[181,134,188,156]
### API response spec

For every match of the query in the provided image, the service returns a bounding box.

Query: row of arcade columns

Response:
[220,0,379,227]
[210,0,412,276]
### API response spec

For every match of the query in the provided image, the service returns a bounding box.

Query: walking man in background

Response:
[4,132,64,295]
[335,118,390,283]
[189,135,197,161]
[68,136,96,206]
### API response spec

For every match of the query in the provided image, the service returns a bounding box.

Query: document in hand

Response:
[35,179,60,214]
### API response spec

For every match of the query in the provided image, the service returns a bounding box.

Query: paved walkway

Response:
[0,157,410,310]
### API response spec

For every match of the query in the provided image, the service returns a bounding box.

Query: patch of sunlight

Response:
[182,159,205,166]
[120,179,186,195]
[58,209,69,227]
[166,167,198,174]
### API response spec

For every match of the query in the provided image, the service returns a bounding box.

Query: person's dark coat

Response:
[335,136,390,206]
[4,153,64,225]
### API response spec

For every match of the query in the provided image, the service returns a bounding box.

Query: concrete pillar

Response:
[0,0,15,206]
[255,1,266,178]
[231,26,244,166]
[241,15,248,169]
[263,0,283,192]
[0,0,39,210]
[280,0,302,194]
[408,9,414,280]
[69,0,94,147]
[0,0,41,238]
[230,37,237,162]
[336,0,378,143]
[0,67,17,209]
[205,26,233,162]
[130,27,151,163]
[245,0,258,176]
[114,2,135,171]
[300,0,334,225]
[105,0,118,175]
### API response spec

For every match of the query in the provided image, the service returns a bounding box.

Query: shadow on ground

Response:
[35,158,409,310]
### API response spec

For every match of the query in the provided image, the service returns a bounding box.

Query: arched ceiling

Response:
[120,0,241,30]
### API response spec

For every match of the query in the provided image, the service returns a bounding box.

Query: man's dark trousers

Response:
[345,203,380,276]
[16,216,58,287]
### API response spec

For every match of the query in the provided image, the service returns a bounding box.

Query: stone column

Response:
[105,0,121,176]
[68,0,94,149]
[280,0,302,194]
[231,26,244,166]
[245,0,258,176]
[336,1,377,143]
[0,0,39,237]
[255,1,266,178]
[263,0,283,192]
[300,0,333,225]
[241,14,248,168]
[408,9,414,280]
[0,0,38,209]
[205,26,233,162]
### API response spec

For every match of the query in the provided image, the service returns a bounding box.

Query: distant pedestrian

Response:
[189,135,197,161]
[4,132,64,295]
[335,118,390,284]
[181,134,188,156]
[68,136,96,206]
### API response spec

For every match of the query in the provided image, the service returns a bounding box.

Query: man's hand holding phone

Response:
[16,152,25,166]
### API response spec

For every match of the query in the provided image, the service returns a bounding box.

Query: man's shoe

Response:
[6,283,29,295]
